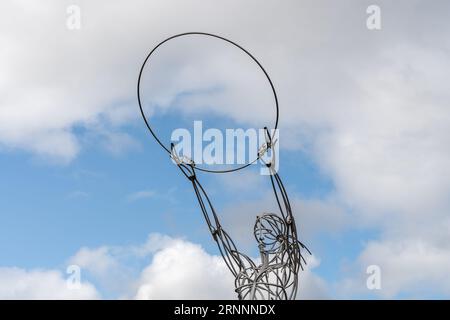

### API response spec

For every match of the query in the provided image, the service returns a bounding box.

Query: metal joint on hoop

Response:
[257,143,269,158]
[257,127,278,158]
[171,143,195,167]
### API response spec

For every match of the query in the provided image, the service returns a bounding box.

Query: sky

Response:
[1,0,450,299]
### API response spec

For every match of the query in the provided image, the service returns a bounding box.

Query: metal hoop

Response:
[137,32,279,173]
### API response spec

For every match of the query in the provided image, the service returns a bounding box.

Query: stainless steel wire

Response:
[137,33,310,300]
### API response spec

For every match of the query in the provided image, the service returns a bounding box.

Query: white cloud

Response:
[69,245,135,297]
[135,238,235,299]
[0,1,144,161]
[67,234,179,297]
[129,233,180,257]
[70,246,119,275]
[0,267,99,299]
[67,233,326,299]
[338,238,450,298]
[311,42,450,225]
[134,236,327,299]
[297,255,329,300]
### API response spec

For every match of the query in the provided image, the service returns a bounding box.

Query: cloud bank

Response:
[1,0,450,298]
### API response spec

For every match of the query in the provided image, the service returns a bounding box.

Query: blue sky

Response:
[1,0,450,299]
[0,117,340,265]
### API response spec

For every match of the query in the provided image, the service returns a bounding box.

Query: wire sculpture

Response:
[137,32,310,300]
